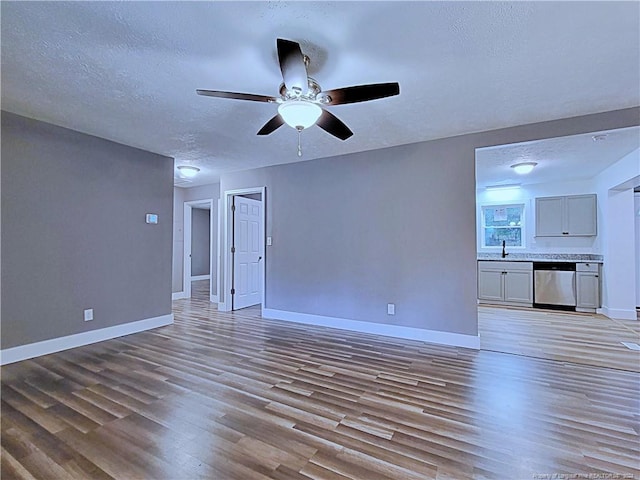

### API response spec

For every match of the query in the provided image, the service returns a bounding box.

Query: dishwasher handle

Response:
[533,261,576,271]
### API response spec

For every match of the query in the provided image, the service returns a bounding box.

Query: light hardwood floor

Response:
[479,305,640,372]
[2,281,639,479]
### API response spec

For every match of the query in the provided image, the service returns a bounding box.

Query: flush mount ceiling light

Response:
[592,134,608,142]
[510,162,537,175]
[177,166,200,178]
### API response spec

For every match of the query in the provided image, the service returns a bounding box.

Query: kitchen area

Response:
[475,127,640,323]
[477,193,602,313]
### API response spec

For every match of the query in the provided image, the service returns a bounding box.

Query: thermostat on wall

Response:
[145,213,159,224]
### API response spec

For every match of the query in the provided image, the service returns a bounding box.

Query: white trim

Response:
[172,291,187,300]
[222,193,229,311]
[601,306,637,321]
[191,274,210,281]
[216,199,221,304]
[221,187,266,313]
[183,202,193,298]
[173,290,216,302]
[262,308,481,350]
[0,314,174,366]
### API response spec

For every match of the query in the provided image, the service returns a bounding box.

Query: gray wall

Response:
[222,138,479,335]
[1,112,174,349]
[191,208,210,276]
[220,107,640,338]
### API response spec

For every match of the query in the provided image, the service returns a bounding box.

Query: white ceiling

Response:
[476,126,640,189]
[2,1,639,188]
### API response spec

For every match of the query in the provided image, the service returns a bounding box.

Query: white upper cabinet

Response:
[535,194,597,237]
[535,197,564,236]
[565,195,597,236]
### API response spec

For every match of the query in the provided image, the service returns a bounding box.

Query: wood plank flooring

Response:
[2,280,639,479]
[479,305,640,372]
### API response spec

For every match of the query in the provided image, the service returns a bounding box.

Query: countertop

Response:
[477,253,603,263]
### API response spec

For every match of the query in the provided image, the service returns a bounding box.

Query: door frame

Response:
[219,187,266,312]
[183,199,216,301]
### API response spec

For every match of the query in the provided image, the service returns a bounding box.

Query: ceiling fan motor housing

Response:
[279,78,323,102]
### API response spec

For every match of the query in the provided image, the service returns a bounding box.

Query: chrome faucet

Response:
[501,240,509,258]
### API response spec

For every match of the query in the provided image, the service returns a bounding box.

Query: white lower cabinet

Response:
[478,261,533,306]
[478,269,504,302]
[576,262,600,312]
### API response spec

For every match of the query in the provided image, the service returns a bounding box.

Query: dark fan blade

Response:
[316,110,353,141]
[196,89,278,103]
[257,115,285,135]
[276,38,308,95]
[323,82,400,105]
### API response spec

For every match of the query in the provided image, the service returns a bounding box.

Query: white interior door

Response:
[233,196,263,309]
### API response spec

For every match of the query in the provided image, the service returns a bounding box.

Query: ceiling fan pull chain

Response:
[297,126,303,157]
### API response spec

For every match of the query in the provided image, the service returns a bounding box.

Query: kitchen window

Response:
[481,204,524,247]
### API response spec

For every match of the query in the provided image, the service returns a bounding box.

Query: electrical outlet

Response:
[387,303,395,315]
[84,308,94,321]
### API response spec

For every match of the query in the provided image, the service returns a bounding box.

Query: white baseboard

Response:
[602,306,637,321]
[0,313,174,366]
[191,275,210,281]
[174,291,217,302]
[262,308,480,350]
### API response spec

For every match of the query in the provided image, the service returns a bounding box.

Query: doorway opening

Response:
[183,199,217,302]
[220,187,266,313]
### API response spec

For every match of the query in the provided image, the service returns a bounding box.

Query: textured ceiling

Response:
[476,126,640,189]
[1,1,639,188]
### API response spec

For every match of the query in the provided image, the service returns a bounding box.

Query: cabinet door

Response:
[576,272,599,309]
[566,195,597,236]
[503,270,533,304]
[478,269,504,301]
[536,197,564,236]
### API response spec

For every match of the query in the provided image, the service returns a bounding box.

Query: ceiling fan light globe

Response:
[278,100,322,129]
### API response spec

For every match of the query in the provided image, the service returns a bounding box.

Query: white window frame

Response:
[481,203,525,248]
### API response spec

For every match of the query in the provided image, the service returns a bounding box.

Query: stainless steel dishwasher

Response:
[533,262,576,310]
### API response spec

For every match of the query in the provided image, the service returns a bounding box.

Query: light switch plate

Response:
[266,236,273,246]
[145,213,159,224]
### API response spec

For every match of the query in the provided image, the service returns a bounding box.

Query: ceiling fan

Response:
[197,38,400,155]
